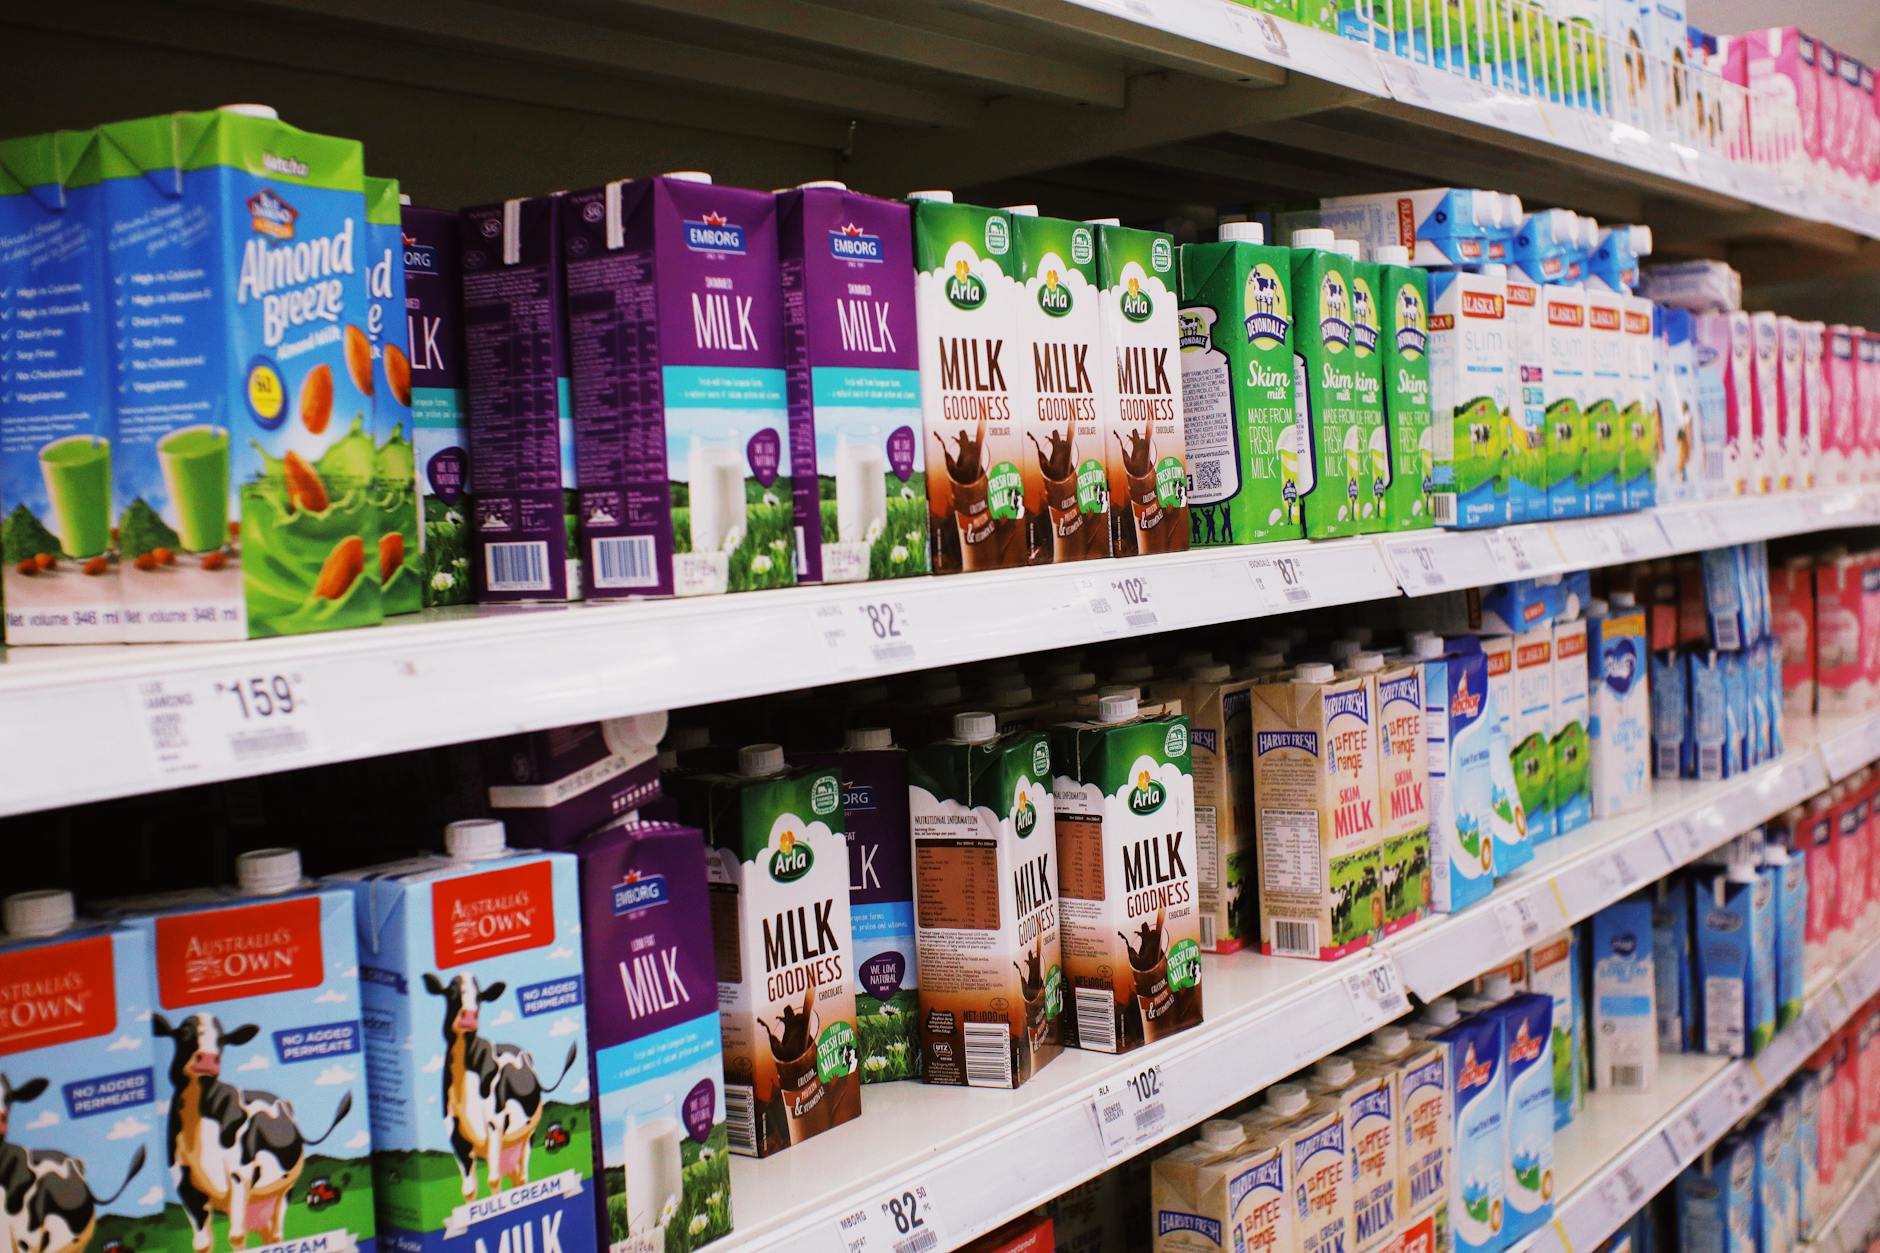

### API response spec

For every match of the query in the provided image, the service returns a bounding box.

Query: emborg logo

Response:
[432,861,556,968]
[1461,291,1504,320]
[155,898,324,1009]
[0,936,117,1053]
[247,189,298,241]
[403,237,440,274]
[684,213,746,254]
[611,871,669,915]
[829,224,883,263]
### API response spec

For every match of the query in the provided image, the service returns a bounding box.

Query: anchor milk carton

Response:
[1482,993,1554,1243]
[1092,220,1188,557]
[364,176,421,614]
[1437,1014,1506,1253]
[401,204,474,605]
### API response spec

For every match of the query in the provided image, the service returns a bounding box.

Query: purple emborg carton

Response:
[574,819,732,1248]
[402,204,474,606]
[563,175,794,598]
[460,195,580,603]
[777,183,928,583]
[486,712,667,848]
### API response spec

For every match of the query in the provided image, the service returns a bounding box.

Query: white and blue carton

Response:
[1651,877,1694,1053]
[1587,595,1650,818]
[1676,1137,1757,1253]
[1694,859,1777,1058]
[1589,896,1656,1092]
[1426,640,1498,913]
[1484,993,1553,1243]
[1766,840,1807,1030]
[1437,1013,1506,1253]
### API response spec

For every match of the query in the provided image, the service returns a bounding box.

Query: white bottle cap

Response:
[1329,639,1362,663]
[1248,651,1288,672]
[1114,648,1151,669]
[1333,238,1363,261]
[219,103,281,119]
[661,170,713,184]
[399,193,412,206]
[665,725,711,753]
[1264,1083,1309,1116]
[1291,228,1336,250]
[236,848,303,896]
[1098,684,1142,702]
[1421,996,1460,1026]
[1609,589,1637,609]
[1480,971,1515,999]
[1502,193,1526,222]
[1003,204,1040,217]
[1294,661,1336,684]
[739,743,787,777]
[1201,1119,1248,1150]
[906,189,954,203]
[845,726,893,751]
[1191,662,1234,683]
[923,677,964,704]
[3,890,75,939]
[1350,651,1386,673]
[1630,224,1656,257]
[1313,1056,1357,1086]
[1086,217,1122,227]
[1374,244,1411,266]
[1040,654,1085,677]
[1098,693,1140,723]
[1220,221,1265,245]
[797,179,848,190]
[954,711,999,743]
[1410,634,1445,660]
[1588,598,1611,618]
[1368,1025,1411,1057]
[1057,671,1099,694]
[444,820,509,862]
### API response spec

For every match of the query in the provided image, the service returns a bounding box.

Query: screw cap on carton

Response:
[1219,221,1265,244]
[738,743,788,777]
[236,848,304,896]
[990,684,1035,708]
[797,180,848,190]
[1098,684,1142,702]
[1113,662,1156,683]
[1291,228,1336,250]
[218,103,280,119]
[666,725,711,753]
[1609,589,1637,609]
[1176,648,1215,669]
[444,819,509,862]
[1350,651,1386,673]
[1421,995,1460,1026]
[906,190,954,203]
[1003,204,1039,217]
[1085,217,1122,226]
[1348,627,1375,645]
[1332,239,1363,261]
[1329,639,1363,663]
[1257,635,1291,655]
[1294,661,1336,684]
[1058,671,1098,693]
[1369,1025,1411,1056]
[1480,262,1508,279]
[662,170,713,184]
[1313,1055,1357,1086]
[1098,693,1140,724]
[3,890,74,939]
[1374,244,1411,265]
[1410,634,1444,659]
[1480,971,1516,998]
[923,676,964,704]
[1264,1083,1309,1116]
[953,711,1000,743]
[845,726,893,751]
[1201,1119,1247,1150]
[1247,651,1288,672]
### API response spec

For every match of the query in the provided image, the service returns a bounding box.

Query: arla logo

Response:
[1014,789,1038,839]
[247,189,298,240]
[0,936,118,1052]
[1395,284,1428,358]
[1318,271,1352,352]
[1128,769,1165,815]
[1120,276,1153,323]
[1038,270,1073,317]
[1461,290,1504,320]
[984,216,1009,256]
[1242,263,1290,347]
[946,260,986,311]
[611,870,669,916]
[1151,238,1173,273]
[1070,228,1094,266]
[769,829,814,882]
[684,211,746,254]
[829,222,883,263]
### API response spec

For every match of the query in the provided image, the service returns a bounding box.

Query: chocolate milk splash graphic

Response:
[1028,421,1103,563]
[761,981,860,1150]
[1013,937,1052,1084]
[1121,904,1197,1044]
[936,413,1022,572]
[1115,420,1187,556]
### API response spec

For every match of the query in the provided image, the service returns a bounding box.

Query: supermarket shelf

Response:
[1519,933,1880,1253]
[1,491,1873,819]
[1808,1142,1880,1253]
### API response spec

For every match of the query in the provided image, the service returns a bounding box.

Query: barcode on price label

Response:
[812,601,921,671]
[135,672,320,780]
[1090,1064,1173,1157]
[1494,895,1545,950]
[1389,541,1447,595]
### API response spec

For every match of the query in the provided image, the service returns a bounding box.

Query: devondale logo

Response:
[947,260,986,311]
[1319,272,1352,351]
[1128,769,1166,815]
[611,870,669,915]
[247,188,298,240]
[432,861,555,967]
[1547,301,1584,328]
[1121,276,1153,323]
[1461,291,1504,319]
[1395,286,1427,357]
[0,936,117,1051]
[155,898,325,1009]
[828,222,883,263]
[1177,310,1209,351]
[684,211,746,254]
[769,829,814,882]
[1243,263,1290,347]
[1038,270,1073,317]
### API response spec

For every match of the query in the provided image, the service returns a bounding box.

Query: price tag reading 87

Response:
[1389,541,1447,596]
[1245,555,1315,611]
[836,1179,950,1253]
[1344,959,1410,1028]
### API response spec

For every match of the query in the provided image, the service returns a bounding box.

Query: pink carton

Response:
[1802,321,1826,489]
[1816,552,1868,715]
[1840,56,1866,180]
[1819,44,1844,176]
[1776,316,1802,491]
[1827,326,1859,484]
[1863,333,1880,482]
[1715,312,1756,495]
[1744,29,1811,167]
[1749,311,1779,492]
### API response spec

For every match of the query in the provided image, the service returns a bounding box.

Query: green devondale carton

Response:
[1177,232,1302,547]
[1290,233,1362,538]
[1379,257,1434,531]
[1350,258,1387,533]
[365,176,421,615]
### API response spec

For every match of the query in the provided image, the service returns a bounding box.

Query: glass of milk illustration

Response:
[688,434,748,553]
[835,430,888,544]
[622,1093,685,1237]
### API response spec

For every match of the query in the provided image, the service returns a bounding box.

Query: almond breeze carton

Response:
[1093,220,1188,556]
[0,129,121,643]
[910,713,1064,1087]
[1290,230,1364,538]
[0,892,170,1252]
[913,195,1030,573]
[100,106,379,639]
[365,177,420,615]
[564,175,794,599]
[1376,248,1435,531]
[402,205,473,605]
[110,850,376,1253]
[778,182,926,583]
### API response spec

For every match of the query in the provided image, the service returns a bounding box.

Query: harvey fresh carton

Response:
[1093,220,1188,557]
[401,205,473,606]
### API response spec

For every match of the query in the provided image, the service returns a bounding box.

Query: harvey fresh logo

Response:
[829,222,883,263]
[154,898,325,1009]
[611,870,669,915]
[1325,687,1370,724]
[1318,271,1352,351]
[0,936,117,1052]
[1256,730,1317,756]
[1128,769,1166,815]
[432,861,556,967]
[1229,1155,1284,1212]
[1121,276,1153,323]
[685,211,746,254]
[247,189,298,240]
[769,829,815,882]
[946,260,986,311]
[1038,269,1073,317]
[1243,263,1290,347]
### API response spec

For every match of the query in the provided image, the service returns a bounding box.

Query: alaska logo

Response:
[1461,290,1504,320]
[1395,285,1428,358]
[1121,275,1153,323]
[247,189,297,240]
[1014,789,1039,838]
[947,259,986,311]
[1449,671,1483,721]
[1038,269,1073,317]
[1243,263,1290,347]
[1318,271,1352,352]
[684,211,746,254]
[829,222,884,263]
[769,829,814,882]
[611,870,669,915]
[1128,769,1166,815]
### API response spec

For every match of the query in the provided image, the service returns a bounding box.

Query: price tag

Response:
[1559,520,1625,568]
[1485,527,1561,578]
[1655,819,1705,863]
[1662,1108,1708,1162]
[1106,572,1161,631]
[835,1179,950,1253]
[812,601,920,670]
[1388,539,1449,596]
[1344,958,1411,1028]
[135,671,321,780]
[1245,554,1317,612]
[1495,895,1546,949]
[1725,1068,1762,1114]
[1654,507,1725,552]
[1610,513,1670,559]
[1090,1063,1174,1158]
[1074,575,1125,638]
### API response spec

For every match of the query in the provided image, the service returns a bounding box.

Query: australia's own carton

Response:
[1504,267,1547,524]
[100,108,380,639]
[1543,285,1590,519]
[1376,659,1430,935]
[1379,259,1435,530]
[401,204,474,605]
[1178,237,1302,546]
[484,713,667,847]
[563,177,794,599]
[778,183,926,584]
[1168,672,1255,952]
[460,194,579,602]
[0,129,121,643]
[909,725,1064,1087]
[364,176,421,614]
[1582,290,1627,514]
[0,909,171,1249]
[1350,259,1389,532]
[1429,268,1510,528]
[1096,222,1188,556]
[1437,1014,1505,1253]
[1292,243,1364,538]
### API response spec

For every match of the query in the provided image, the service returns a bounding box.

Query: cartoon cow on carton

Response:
[0,1073,149,1253]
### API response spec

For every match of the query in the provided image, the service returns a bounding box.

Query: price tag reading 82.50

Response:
[812,600,920,672]
[836,1179,949,1253]
[135,671,320,780]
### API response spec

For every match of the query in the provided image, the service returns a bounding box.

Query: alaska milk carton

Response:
[1590,895,1657,1091]
[1169,665,1255,953]
[1484,994,1554,1242]
[1428,268,1510,528]
[1253,663,1382,959]
[401,204,473,605]
[912,195,1031,573]
[1526,932,1581,1127]
[1438,1015,1505,1253]
[1620,297,1658,509]
[364,176,421,614]
[563,175,795,599]
[777,182,926,583]
[1178,224,1302,546]
[0,129,121,643]
[1511,625,1556,845]
[1377,251,1435,531]
[1350,256,1389,532]
[1551,619,1592,835]
[1503,266,1547,523]
[1152,1121,1290,1253]
[1375,657,1430,936]
[1587,598,1650,818]
[1291,231,1364,538]
[100,107,379,639]
[1582,290,1627,514]
[117,851,377,1252]
[571,820,732,1251]
[1093,220,1188,557]
[0,892,170,1250]
[1543,285,1590,519]
[909,714,1063,1087]
[680,746,861,1150]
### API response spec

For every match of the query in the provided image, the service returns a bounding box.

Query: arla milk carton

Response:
[562,174,796,599]
[1551,617,1592,836]
[1374,247,1435,531]
[115,850,376,1252]
[1437,1013,1505,1253]
[909,713,1063,1087]
[679,745,861,1151]
[0,129,121,643]
[1290,229,1365,538]
[1150,1118,1289,1253]
[911,194,1031,573]
[1253,661,1382,959]
[1091,219,1188,557]
[1589,894,1657,1091]
[1582,289,1626,514]
[778,181,926,583]
[1587,595,1650,818]
[1050,693,1202,1053]
[1543,284,1590,519]
[460,193,580,603]
[1503,264,1547,524]
[332,826,596,1253]
[364,176,421,615]
[0,891,169,1250]
[571,819,732,1251]
[1428,267,1510,528]
[1483,993,1554,1242]
[401,204,473,606]
[1375,655,1430,935]
[1177,222,1302,546]
[99,105,380,639]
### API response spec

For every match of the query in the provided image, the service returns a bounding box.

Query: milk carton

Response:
[1375,657,1430,935]
[569,820,732,1251]
[1484,994,1553,1242]
[1309,1056,1397,1253]
[1826,327,1858,485]
[1776,316,1804,492]
[0,892,170,1250]
[1620,297,1658,509]
[1694,861,1775,1057]
[1009,209,1107,564]
[1587,596,1650,818]
[100,106,379,639]
[1318,190,1501,268]
[1359,1028,1450,1246]
[0,129,121,643]
[1504,266,1547,524]
[1589,895,1657,1092]
[1428,642,1497,913]
[401,204,473,605]
[1749,312,1780,493]
[913,195,1031,573]
[1526,933,1581,1127]
[115,851,376,1252]
[1475,636,1530,876]
[1377,249,1435,531]
[1583,290,1627,514]
[1093,220,1188,556]
[1802,321,1826,489]
[1291,230,1365,538]
[1511,625,1555,846]
[1717,312,1757,493]
[1178,224,1302,546]
[483,713,666,847]
[680,746,861,1149]
[909,714,1063,1087]
[1543,285,1590,519]
[1766,840,1807,1030]
[1428,268,1510,528]
[364,177,420,614]
[1253,663,1382,959]
[1170,665,1256,952]
[1152,1120,1289,1253]
[1677,1139,1757,1253]
[1437,1014,1505,1253]
[1652,878,1695,1054]
[1260,1090,1351,1253]
[1551,618,1592,835]
[1659,306,1701,502]
[777,182,926,583]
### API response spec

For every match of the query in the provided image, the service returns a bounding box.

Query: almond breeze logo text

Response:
[685,213,746,254]
[829,224,883,262]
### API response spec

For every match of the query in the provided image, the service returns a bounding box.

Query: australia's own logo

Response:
[611,870,669,915]
[1243,263,1290,347]
[985,217,1009,256]
[811,775,840,817]
[1121,276,1153,323]
[829,221,883,262]
[947,260,986,311]
[1129,770,1166,814]
[684,211,746,254]
[1015,790,1038,838]
[1038,269,1073,317]
[769,829,814,882]
[247,189,297,240]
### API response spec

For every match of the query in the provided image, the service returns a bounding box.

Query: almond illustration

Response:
[313,536,366,600]
[15,559,36,576]
[33,552,55,570]
[345,324,374,397]
[385,341,411,408]
[132,553,156,572]
[83,556,108,576]
[201,551,228,571]
[378,533,405,585]
[300,363,334,435]
[154,546,175,566]
[284,451,330,512]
